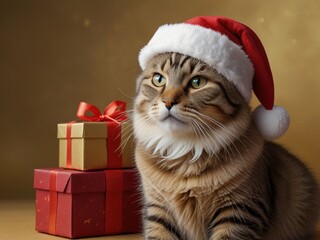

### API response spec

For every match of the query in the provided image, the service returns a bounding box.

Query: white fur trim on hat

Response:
[139,23,255,102]
[253,105,290,140]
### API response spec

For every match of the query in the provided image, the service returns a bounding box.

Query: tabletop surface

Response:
[0,199,319,240]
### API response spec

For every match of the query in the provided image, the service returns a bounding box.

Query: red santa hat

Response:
[138,16,290,140]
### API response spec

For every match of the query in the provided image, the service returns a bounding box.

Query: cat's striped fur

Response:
[133,53,319,240]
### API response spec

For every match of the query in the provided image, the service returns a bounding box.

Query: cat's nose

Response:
[162,100,176,110]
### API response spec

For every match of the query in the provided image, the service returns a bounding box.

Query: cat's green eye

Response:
[190,77,207,89]
[152,74,166,87]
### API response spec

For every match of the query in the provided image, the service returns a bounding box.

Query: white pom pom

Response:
[253,105,290,141]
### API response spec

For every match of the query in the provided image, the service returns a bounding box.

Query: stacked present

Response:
[33,101,142,238]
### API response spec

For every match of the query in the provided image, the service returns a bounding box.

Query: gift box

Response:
[57,101,135,170]
[34,168,142,238]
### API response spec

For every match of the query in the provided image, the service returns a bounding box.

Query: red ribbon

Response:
[66,101,127,168]
[66,123,73,168]
[48,171,58,235]
[76,101,127,123]
[104,170,124,234]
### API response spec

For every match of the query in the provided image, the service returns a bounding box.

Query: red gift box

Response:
[34,168,142,238]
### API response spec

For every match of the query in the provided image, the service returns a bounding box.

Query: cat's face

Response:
[133,53,252,160]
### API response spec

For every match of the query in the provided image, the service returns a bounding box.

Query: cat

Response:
[132,52,319,240]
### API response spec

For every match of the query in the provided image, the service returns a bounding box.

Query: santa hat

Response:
[138,16,290,140]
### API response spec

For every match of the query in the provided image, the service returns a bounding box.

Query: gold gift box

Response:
[57,122,134,170]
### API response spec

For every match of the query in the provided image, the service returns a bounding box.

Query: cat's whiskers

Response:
[188,120,201,140]
[118,87,135,100]
[113,109,134,122]
[188,120,212,162]
[99,110,134,154]
[189,110,249,171]
[191,115,234,161]
[189,118,221,162]
[133,113,173,154]
[187,110,238,163]
[196,111,255,148]
[191,110,245,146]
[133,113,154,137]
[134,107,240,163]
[118,124,135,153]
[194,111,240,141]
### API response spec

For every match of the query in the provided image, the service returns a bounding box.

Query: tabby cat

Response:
[133,52,319,240]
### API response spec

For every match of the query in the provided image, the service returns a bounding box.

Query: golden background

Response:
[0,0,319,199]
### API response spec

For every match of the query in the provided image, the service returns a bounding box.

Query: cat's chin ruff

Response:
[133,114,241,162]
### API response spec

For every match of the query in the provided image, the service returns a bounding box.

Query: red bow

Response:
[76,101,127,123]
